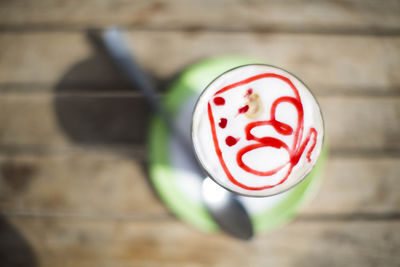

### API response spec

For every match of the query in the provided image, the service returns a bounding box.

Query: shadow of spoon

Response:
[95,27,253,240]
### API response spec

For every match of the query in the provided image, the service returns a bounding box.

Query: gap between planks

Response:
[1,144,400,159]
[0,25,400,37]
[1,210,400,222]
[0,85,400,97]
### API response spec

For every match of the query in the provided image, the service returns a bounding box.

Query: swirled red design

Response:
[207,73,318,191]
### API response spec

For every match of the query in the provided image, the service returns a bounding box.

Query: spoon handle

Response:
[102,29,169,123]
[101,27,196,160]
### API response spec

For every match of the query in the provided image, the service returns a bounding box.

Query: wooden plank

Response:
[0,32,399,95]
[0,94,152,148]
[0,152,165,216]
[2,217,399,266]
[0,0,399,34]
[0,94,399,151]
[1,152,399,216]
[303,157,400,215]
[322,96,400,151]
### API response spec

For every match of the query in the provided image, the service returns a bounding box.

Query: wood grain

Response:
[3,217,399,267]
[0,32,399,95]
[0,153,399,216]
[0,94,399,151]
[0,0,399,34]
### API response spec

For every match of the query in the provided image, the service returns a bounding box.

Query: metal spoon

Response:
[100,27,253,240]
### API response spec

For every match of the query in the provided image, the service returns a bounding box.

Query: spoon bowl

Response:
[202,177,253,240]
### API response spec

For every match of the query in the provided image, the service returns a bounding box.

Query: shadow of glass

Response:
[0,215,38,267]
[52,30,176,208]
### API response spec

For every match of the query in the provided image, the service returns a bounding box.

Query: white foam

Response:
[192,65,324,197]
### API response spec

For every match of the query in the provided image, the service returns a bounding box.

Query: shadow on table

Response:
[0,215,38,267]
[53,31,154,147]
[52,30,176,205]
[53,30,200,150]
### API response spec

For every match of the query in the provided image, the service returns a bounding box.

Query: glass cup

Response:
[191,64,324,197]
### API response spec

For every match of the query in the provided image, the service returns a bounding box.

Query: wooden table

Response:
[0,1,399,266]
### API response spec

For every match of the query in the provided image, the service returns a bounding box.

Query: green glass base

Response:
[149,56,327,234]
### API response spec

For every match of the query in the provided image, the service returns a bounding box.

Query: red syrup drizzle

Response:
[208,73,318,191]
[238,105,249,114]
[218,118,227,128]
[213,97,225,105]
[225,136,239,146]
[244,88,253,98]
